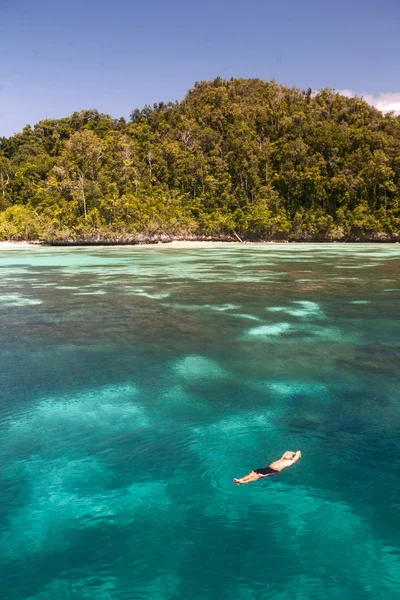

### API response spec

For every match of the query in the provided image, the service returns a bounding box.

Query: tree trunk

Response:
[233,230,243,242]
[0,172,9,198]
[79,173,87,218]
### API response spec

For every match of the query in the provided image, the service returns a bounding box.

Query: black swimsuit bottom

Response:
[255,467,279,477]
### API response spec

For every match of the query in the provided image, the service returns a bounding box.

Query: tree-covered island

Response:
[1,78,399,243]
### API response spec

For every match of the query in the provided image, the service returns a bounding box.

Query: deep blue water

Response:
[0,243,399,600]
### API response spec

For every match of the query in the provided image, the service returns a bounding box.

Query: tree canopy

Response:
[1,78,399,242]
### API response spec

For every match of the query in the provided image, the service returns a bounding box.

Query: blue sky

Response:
[1,0,399,137]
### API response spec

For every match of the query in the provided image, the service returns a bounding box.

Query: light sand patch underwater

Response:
[0,293,42,306]
[334,264,383,269]
[267,300,323,318]
[74,290,107,295]
[160,302,240,314]
[247,323,293,337]
[207,303,240,311]
[244,321,351,344]
[232,313,261,321]
[198,481,400,598]
[296,278,326,282]
[251,484,400,597]
[124,286,170,299]
[1,460,171,560]
[2,382,147,455]
[173,355,229,381]
[264,379,330,399]
[332,276,361,280]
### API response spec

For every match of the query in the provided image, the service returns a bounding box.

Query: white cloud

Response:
[337,89,354,99]
[337,89,400,115]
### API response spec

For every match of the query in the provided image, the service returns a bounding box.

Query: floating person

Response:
[233,450,301,485]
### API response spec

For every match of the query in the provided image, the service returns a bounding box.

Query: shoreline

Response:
[0,240,290,249]
[0,241,43,248]
[0,239,399,249]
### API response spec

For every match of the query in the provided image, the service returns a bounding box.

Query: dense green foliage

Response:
[1,78,399,242]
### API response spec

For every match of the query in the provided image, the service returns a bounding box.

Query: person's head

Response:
[283,451,296,460]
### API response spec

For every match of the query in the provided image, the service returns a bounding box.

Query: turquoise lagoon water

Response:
[0,243,399,600]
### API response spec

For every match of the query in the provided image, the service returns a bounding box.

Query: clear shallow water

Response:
[0,243,399,600]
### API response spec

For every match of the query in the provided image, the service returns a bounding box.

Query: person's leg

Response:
[233,471,260,485]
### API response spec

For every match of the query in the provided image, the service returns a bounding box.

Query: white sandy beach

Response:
[150,240,255,247]
[4,240,387,249]
[0,241,42,248]
[0,240,262,249]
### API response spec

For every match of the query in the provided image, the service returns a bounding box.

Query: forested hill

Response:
[1,78,399,242]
